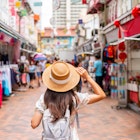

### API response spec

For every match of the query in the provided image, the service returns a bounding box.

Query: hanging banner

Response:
[20,9,27,16]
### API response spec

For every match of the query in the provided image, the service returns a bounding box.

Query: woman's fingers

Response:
[76,67,86,75]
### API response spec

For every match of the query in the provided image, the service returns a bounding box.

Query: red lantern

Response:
[82,0,87,4]
[119,52,127,63]
[118,42,125,51]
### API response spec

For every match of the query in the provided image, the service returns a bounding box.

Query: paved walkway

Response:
[0,84,140,140]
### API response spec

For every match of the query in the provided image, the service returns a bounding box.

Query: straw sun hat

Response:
[42,61,80,92]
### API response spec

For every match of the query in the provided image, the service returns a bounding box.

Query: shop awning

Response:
[0,20,36,47]
[110,36,140,45]
[76,51,94,56]
[20,48,36,53]
[0,27,18,39]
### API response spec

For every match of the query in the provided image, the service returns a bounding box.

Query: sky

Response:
[41,0,52,29]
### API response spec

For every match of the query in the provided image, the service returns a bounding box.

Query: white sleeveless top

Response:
[35,92,90,140]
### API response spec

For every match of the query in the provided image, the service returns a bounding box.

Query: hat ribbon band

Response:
[50,74,71,85]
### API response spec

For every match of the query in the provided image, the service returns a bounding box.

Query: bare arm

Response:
[76,67,106,104]
[31,110,43,129]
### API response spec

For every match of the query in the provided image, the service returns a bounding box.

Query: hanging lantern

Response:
[20,9,27,16]
[34,14,40,21]
[15,1,21,8]
[118,42,125,51]
[82,0,87,4]
[119,52,127,63]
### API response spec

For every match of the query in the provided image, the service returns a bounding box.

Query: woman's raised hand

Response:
[76,67,89,80]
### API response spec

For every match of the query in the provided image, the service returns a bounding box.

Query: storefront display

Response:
[126,39,140,108]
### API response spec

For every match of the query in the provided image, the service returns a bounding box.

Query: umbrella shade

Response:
[34,54,47,61]
[34,57,47,61]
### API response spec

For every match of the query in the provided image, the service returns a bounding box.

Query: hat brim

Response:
[42,63,80,92]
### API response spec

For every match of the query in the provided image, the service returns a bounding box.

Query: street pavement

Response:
[0,84,140,140]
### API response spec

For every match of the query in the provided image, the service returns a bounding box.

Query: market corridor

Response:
[0,85,140,140]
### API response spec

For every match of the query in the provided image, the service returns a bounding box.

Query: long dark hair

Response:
[44,89,79,122]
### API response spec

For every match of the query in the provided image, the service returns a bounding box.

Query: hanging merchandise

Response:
[107,46,114,58]
[103,45,108,62]
[103,45,116,63]
[2,72,10,96]
[0,83,2,107]
[0,72,2,108]
[119,90,126,99]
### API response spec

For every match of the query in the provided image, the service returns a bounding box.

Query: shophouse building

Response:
[86,0,140,112]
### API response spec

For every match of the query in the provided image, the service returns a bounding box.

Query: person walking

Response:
[31,61,106,140]
[35,61,42,87]
[28,61,36,89]
[93,53,103,89]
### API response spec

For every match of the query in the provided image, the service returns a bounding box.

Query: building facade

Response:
[52,0,87,29]
[86,0,140,111]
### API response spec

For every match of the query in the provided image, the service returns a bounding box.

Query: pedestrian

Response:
[35,61,42,87]
[93,53,103,89]
[39,60,46,76]
[28,61,36,89]
[74,61,82,92]
[31,61,106,140]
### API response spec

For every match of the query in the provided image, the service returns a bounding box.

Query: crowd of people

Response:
[12,53,103,94]
[12,57,58,90]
